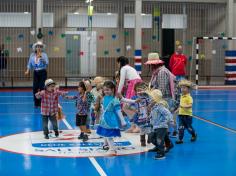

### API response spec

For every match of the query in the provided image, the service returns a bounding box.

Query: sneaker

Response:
[78,133,84,139]
[86,129,92,134]
[44,135,49,139]
[102,145,109,150]
[175,140,183,144]
[171,131,178,138]
[55,131,59,137]
[154,153,166,160]
[82,134,89,142]
[191,133,197,142]
[165,142,174,153]
[148,147,158,152]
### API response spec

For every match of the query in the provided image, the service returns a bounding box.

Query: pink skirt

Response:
[125,79,142,99]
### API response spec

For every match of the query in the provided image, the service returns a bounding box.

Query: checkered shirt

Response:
[36,90,67,116]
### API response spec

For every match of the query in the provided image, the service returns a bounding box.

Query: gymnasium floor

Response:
[0,89,236,176]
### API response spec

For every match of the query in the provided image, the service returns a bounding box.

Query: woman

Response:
[116,56,142,99]
[25,41,48,108]
[116,56,142,133]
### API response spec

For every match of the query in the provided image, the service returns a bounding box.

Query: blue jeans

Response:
[178,115,196,140]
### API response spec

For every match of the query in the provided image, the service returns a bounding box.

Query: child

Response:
[48,85,66,133]
[65,81,89,142]
[91,77,105,126]
[121,82,151,147]
[146,89,174,159]
[175,80,197,144]
[84,80,95,133]
[96,80,127,155]
[35,79,67,139]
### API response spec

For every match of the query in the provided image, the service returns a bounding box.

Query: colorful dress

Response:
[96,96,122,137]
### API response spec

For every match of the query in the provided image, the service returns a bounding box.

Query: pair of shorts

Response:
[76,114,87,126]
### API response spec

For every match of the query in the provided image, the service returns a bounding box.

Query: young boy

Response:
[147,89,174,159]
[35,79,67,139]
[175,80,197,144]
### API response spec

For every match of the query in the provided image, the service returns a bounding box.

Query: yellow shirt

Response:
[179,93,193,116]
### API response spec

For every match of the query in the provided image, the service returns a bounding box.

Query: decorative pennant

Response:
[17,47,23,53]
[30,30,35,36]
[126,45,131,51]
[212,50,216,55]
[53,47,60,52]
[60,33,66,38]
[188,56,192,61]
[92,53,96,57]
[116,48,121,53]
[29,44,33,49]
[152,35,157,40]
[222,44,228,49]
[66,49,72,55]
[48,31,54,36]
[99,35,104,40]
[5,36,12,42]
[186,40,193,45]
[104,50,109,55]
[124,31,129,36]
[220,32,225,37]
[73,35,79,40]
[112,34,117,40]
[175,40,181,46]
[79,51,84,56]
[142,45,149,50]
[18,34,24,40]
[200,54,205,59]
[4,50,9,56]
[142,31,145,36]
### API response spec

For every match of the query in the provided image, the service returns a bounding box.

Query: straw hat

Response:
[146,89,163,103]
[179,79,193,88]
[32,41,45,51]
[45,79,56,87]
[144,53,164,65]
[92,76,105,86]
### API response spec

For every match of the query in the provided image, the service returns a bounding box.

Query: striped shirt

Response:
[36,90,67,116]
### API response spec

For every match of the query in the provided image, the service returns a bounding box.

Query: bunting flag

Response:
[153,7,160,41]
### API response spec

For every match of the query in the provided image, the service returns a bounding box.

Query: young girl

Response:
[65,81,89,142]
[175,80,197,144]
[96,81,127,155]
[35,79,67,139]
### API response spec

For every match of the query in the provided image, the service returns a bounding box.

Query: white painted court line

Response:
[62,119,73,130]
[61,118,107,176]
[89,157,107,176]
[193,115,236,134]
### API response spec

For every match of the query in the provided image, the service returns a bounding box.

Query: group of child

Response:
[35,76,197,159]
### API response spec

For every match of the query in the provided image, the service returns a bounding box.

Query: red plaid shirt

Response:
[36,90,67,116]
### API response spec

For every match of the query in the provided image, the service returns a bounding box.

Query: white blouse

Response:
[117,65,141,93]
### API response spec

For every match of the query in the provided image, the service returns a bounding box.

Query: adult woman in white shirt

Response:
[116,56,142,99]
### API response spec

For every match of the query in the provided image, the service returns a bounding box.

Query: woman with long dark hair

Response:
[116,56,142,99]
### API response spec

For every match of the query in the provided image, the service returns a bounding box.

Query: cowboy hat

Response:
[179,79,193,88]
[32,41,45,51]
[45,79,56,87]
[144,53,164,65]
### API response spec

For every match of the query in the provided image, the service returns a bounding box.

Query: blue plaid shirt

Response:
[150,103,173,129]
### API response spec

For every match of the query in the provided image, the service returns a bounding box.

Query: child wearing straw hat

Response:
[175,80,197,144]
[146,89,174,159]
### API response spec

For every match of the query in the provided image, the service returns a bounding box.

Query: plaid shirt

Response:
[36,90,67,116]
[151,66,171,98]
